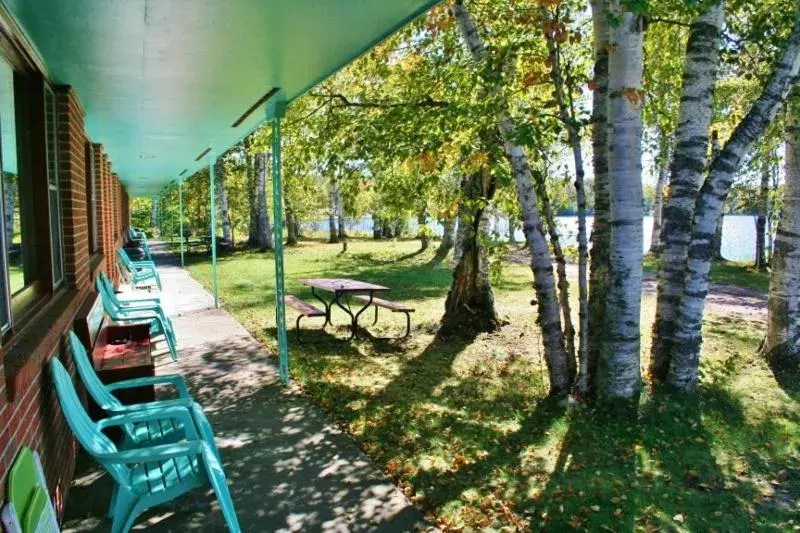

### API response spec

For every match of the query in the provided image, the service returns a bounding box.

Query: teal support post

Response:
[209,159,219,309]
[271,115,289,385]
[179,181,185,267]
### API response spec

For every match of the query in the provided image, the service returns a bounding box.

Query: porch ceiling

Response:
[5,0,438,196]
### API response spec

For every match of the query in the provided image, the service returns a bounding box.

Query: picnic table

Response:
[299,278,389,341]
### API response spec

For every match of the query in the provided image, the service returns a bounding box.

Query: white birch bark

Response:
[544,13,587,391]
[651,1,725,380]
[766,109,800,365]
[254,152,274,249]
[587,0,611,397]
[215,159,232,243]
[596,5,645,400]
[756,157,770,269]
[453,0,573,394]
[649,130,670,254]
[669,19,800,390]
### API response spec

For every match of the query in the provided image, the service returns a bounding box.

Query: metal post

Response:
[179,181,185,267]
[272,116,289,385]
[209,159,219,308]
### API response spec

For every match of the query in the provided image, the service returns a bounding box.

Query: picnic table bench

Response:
[284,278,414,341]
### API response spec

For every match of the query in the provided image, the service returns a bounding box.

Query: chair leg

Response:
[107,484,119,518]
[110,488,137,533]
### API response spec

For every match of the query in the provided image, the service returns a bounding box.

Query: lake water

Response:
[305,214,761,263]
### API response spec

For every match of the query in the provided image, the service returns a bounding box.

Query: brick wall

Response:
[0,86,130,516]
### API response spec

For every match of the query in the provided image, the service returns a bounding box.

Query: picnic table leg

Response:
[352,291,376,341]
[332,291,357,341]
[310,287,333,327]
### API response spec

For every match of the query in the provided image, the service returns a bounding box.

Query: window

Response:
[0,58,13,332]
[85,142,98,254]
[0,43,67,336]
[44,85,63,288]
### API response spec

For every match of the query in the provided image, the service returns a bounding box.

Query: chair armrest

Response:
[106,397,195,414]
[97,406,199,439]
[101,441,206,464]
[131,261,156,267]
[106,374,190,398]
[119,296,161,304]
[118,302,162,313]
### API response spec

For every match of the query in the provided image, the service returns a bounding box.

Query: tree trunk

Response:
[440,169,500,335]
[544,9,588,395]
[432,217,456,265]
[596,6,645,400]
[649,130,670,255]
[765,109,800,366]
[669,18,800,390]
[253,153,274,250]
[587,0,611,398]
[532,169,576,369]
[336,186,347,239]
[756,156,770,269]
[149,196,157,233]
[328,181,339,244]
[215,159,232,244]
[246,141,259,247]
[712,211,725,260]
[507,216,517,244]
[417,211,430,252]
[453,0,573,395]
[286,200,299,246]
[650,2,725,382]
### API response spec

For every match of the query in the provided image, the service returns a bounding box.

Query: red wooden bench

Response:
[283,295,326,341]
[353,294,414,338]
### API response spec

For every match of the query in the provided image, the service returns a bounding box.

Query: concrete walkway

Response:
[63,243,426,532]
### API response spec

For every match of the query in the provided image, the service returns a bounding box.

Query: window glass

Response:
[44,86,63,287]
[0,58,14,329]
[0,56,23,296]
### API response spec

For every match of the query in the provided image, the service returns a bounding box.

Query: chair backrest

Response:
[49,357,129,484]
[96,274,121,309]
[67,331,123,412]
[116,248,134,270]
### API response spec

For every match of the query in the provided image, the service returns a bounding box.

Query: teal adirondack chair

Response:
[117,248,161,290]
[96,282,179,361]
[50,358,241,533]
[126,227,153,261]
[96,275,177,352]
[67,332,213,455]
[100,271,160,305]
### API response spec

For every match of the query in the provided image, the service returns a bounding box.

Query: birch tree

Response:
[585,0,611,397]
[650,2,725,381]
[453,0,574,394]
[669,15,800,389]
[595,3,645,399]
[215,159,232,243]
[765,104,800,366]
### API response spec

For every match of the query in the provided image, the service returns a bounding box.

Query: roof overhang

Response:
[4,0,440,196]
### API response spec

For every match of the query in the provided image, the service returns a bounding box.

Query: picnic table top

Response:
[300,278,390,293]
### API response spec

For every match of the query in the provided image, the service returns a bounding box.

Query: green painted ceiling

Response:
[5,0,438,196]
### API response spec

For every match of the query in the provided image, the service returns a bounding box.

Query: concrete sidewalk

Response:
[63,243,426,532]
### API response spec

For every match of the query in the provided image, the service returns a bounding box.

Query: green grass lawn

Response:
[644,255,770,293]
[181,239,798,531]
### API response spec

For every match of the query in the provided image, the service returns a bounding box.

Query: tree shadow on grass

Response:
[768,361,800,405]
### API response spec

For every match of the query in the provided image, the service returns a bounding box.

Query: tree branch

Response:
[310,91,449,109]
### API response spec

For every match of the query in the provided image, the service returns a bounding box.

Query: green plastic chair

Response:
[50,358,241,533]
[127,228,153,261]
[96,275,177,352]
[1,447,59,533]
[67,331,212,455]
[96,282,178,361]
[117,248,161,290]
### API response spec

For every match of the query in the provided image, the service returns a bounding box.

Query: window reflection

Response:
[0,57,23,296]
